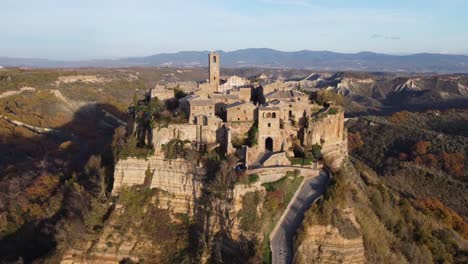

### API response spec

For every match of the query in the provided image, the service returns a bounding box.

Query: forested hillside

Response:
[296,110,467,263]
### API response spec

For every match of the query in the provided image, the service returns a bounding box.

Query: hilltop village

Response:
[113,52,347,194]
[57,53,354,263]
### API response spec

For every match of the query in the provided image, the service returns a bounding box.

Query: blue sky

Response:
[1,0,467,60]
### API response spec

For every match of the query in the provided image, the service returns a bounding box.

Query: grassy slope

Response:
[297,110,468,264]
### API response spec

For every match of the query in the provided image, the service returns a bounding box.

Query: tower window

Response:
[213,56,217,63]
[268,123,271,127]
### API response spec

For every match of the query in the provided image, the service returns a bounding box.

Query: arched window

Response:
[266,112,272,118]
[272,112,276,118]
[213,56,217,63]
[203,116,208,126]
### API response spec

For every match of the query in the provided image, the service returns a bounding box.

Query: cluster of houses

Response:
[148,52,346,168]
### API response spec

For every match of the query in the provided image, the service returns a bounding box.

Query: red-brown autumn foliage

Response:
[422,154,439,168]
[348,132,364,152]
[265,190,284,210]
[441,152,465,178]
[388,111,411,124]
[25,172,59,202]
[414,198,468,239]
[398,152,409,161]
[412,140,431,155]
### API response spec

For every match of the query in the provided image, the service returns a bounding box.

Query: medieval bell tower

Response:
[209,52,220,85]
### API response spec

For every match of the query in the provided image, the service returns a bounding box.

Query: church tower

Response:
[209,52,220,85]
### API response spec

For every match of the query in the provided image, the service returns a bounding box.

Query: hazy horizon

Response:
[1,48,468,62]
[2,0,468,60]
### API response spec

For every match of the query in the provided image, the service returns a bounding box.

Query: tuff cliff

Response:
[294,209,366,264]
[304,110,347,170]
[113,156,203,214]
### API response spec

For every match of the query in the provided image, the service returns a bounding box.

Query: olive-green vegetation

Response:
[237,173,260,185]
[111,186,190,263]
[238,170,304,263]
[315,89,345,106]
[299,158,467,263]
[231,122,258,149]
[328,107,339,115]
[288,157,313,165]
[246,122,259,147]
[117,135,155,160]
[163,139,190,159]
[297,110,468,264]
[289,143,322,165]
[239,191,262,232]
[349,110,467,213]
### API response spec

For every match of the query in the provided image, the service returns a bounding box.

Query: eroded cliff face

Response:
[295,210,365,264]
[61,195,189,264]
[305,111,347,170]
[295,225,366,264]
[113,156,203,214]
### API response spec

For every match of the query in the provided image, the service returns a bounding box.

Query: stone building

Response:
[225,101,257,122]
[185,96,215,124]
[149,84,174,101]
[112,50,348,202]
[146,51,347,168]
[218,75,250,93]
[229,86,253,102]
[209,52,220,85]
[258,106,283,152]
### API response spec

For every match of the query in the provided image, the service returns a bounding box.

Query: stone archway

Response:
[265,137,273,152]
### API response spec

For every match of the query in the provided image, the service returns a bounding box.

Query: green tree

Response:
[310,144,322,160]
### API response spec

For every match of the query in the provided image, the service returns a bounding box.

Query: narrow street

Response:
[270,170,331,264]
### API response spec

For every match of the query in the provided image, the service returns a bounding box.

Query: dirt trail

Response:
[0,87,36,99]
[0,114,58,134]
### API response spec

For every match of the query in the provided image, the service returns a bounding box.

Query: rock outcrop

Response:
[305,111,347,170]
[295,224,366,264]
[113,156,203,214]
[295,209,365,264]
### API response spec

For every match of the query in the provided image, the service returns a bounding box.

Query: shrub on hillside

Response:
[239,191,262,232]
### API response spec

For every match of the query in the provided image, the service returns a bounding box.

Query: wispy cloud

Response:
[371,34,401,40]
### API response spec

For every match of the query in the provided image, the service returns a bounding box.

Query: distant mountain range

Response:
[1,48,468,73]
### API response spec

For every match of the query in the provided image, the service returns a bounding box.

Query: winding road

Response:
[270,170,331,264]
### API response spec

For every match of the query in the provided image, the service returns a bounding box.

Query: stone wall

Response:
[246,166,319,184]
[262,152,291,166]
[304,111,347,169]
[227,121,254,141]
[152,124,197,153]
[226,103,256,122]
[113,157,203,215]
[152,123,221,154]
